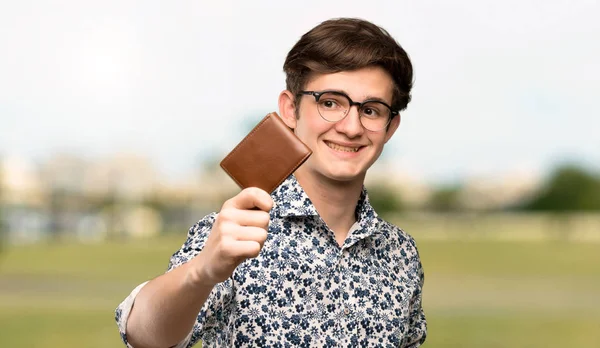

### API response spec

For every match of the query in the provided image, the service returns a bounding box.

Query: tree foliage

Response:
[428,185,462,212]
[367,183,403,216]
[525,164,600,211]
[0,160,4,251]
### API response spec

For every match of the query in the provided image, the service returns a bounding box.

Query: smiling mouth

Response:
[325,141,362,153]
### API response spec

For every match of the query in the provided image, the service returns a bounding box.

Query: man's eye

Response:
[322,100,337,108]
[362,107,380,117]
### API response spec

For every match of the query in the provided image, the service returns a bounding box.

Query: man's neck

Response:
[295,168,364,246]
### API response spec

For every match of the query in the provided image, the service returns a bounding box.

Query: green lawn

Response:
[1,235,599,347]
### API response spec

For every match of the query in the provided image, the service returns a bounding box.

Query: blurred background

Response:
[1,0,599,347]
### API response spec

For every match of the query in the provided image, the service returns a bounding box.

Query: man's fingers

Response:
[224,187,274,212]
[230,209,270,228]
[234,226,268,245]
[226,240,263,259]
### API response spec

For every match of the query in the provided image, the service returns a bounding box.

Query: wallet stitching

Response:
[220,113,311,193]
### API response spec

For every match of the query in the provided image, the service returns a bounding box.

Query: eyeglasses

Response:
[297,90,398,132]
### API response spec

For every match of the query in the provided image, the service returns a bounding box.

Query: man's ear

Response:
[384,113,401,143]
[278,90,297,130]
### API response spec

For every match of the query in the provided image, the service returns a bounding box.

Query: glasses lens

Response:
[360,101,391,131]
[316,92,349,122]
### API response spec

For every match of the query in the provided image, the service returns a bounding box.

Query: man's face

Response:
[287,66,400,183]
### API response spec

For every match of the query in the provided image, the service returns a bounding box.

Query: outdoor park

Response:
[1,173,600,347]
[1,223,599,347]
[2,1,599,347]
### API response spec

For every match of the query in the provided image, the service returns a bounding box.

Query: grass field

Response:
[1,233,599,347]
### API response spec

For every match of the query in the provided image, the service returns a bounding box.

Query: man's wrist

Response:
[183,255,218,291]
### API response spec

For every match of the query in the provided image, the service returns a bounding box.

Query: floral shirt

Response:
[115,175,427,347]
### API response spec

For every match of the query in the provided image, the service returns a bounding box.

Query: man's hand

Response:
[190,187,273,286]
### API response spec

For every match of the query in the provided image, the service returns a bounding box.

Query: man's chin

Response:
[322,168,366,183]
[299,160,367,183]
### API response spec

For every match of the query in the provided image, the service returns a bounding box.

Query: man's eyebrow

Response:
[326,89,391,105]
[323,88,349,95]
[362,95,392,105]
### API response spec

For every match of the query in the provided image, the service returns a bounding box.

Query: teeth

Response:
[326,142,359,152]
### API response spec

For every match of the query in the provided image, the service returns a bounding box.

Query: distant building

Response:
[0,155,48,243]
[458,169,542,210]
[82,152,159,201]
[365,160,432,209]
[0,155,46,206]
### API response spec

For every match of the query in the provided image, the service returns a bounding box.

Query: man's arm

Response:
[116,215,219,348]
[125,258,216,348]
[115,188,273,348]
[402,240,427,348]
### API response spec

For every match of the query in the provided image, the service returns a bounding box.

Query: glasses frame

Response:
[297,90,399,132]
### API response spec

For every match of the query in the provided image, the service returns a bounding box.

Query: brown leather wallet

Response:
[220,112,312,194]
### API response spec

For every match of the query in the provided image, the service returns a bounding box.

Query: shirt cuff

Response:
[116,281,194,348]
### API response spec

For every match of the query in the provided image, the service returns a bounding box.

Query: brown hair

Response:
[283,17,413,112]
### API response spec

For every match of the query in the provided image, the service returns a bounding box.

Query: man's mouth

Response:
[325,141,362,153]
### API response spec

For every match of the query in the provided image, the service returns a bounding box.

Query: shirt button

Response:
[344,307,350,315]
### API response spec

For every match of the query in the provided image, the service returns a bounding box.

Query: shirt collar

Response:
[272,174,381,234]
[355,186,381,235]
[271,174,319,217]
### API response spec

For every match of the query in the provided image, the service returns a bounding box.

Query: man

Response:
[116,17,427,347]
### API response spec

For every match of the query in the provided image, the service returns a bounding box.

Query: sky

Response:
[1,0,599,184]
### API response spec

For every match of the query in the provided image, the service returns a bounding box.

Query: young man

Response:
[116,17,427,347]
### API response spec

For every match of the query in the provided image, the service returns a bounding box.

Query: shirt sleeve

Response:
[115,212,234,348]
[402,240,428,348]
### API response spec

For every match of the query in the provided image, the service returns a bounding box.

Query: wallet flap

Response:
[220,112,312,194]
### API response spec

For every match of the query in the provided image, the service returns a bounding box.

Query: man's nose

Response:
[334,105,364,138]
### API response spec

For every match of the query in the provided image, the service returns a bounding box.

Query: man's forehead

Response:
[304,68,394,101]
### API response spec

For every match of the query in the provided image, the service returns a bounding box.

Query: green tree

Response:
[367,183,403,217]
[525,164,600,211]
[428,185,462,212]
[0,158,4,251]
